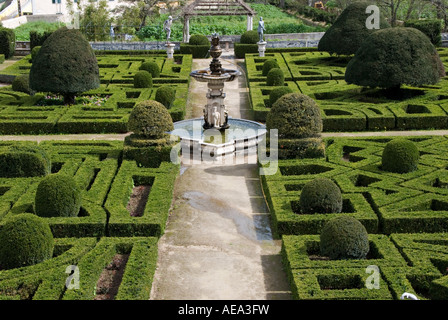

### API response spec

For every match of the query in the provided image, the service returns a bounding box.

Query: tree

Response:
[345,27,446,89]
[29,27,100,105]
[378,0,403,26]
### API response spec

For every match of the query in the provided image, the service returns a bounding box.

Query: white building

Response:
[30,0,122,16]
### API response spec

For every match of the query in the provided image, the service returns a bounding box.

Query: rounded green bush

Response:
[29,27,100,105]
[12,74,31,94]
[320,216,369,260]
[266,68,284,86]
[34,174,82,218]
[189,34,210,46]
[240,30,259,44]
[31,46,41,62]
[299,178,342,214]
[345,27,445,89]
[269,86,293,107]
[134,70,153,88]
[155,86,176,109]
[262,59,280,76]
[127,100,174,138]
[318,2,390,55]
[0,145,51,178]
[0,213,54,269]
[381,138,420,173]
[266,93,322,139]
[139,61,160,78]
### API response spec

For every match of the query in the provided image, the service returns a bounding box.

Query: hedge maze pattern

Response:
[247,48,448,131]
[0,141,179,300]
[0,53,192,134]
[261,136,448,299]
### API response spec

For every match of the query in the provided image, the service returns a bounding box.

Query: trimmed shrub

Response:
[262,59,280,76]
[155,86,176,109]
[29,27,100,105]
[404,19,442,46]
[318,2,390,55]
[34,174,82,218]
[345,27,445,89]
[240,30,259,44]
[266,68,284,86]
[0,27,15,59]
[134,70,153,88]
[0,145,51,178]
[266,93,322,139]
[299,178,342,214]
[128,100,174,139]
[320,216,369,260]
[381,138,420,173]
[179,44,210,58]
[269,86,293,107]
[30,30,54,49]
[31,46,41,62]
[234,43,258,59]
[11,74,30,94]
[189,34,209,46]
[0,213,54,269]
[139,61,160,78]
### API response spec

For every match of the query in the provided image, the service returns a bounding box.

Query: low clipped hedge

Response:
[234,44,258,59]
[405,19,442,46]
[180,36,210,58]
[0,145,51,178]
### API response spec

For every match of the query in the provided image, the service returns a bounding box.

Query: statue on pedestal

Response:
[258,17,265,42]
[163,16,179,43]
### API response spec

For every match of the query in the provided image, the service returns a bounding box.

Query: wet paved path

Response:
[150,51,292,300]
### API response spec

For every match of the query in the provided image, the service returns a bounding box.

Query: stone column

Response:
[183,16,190,43]
[247,15,253,31]
[165,43,175,59]
[257,41,267,57]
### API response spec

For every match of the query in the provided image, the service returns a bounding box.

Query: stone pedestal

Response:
[257,41,267,57]
[165,43,175,59]
[203,79,229,130]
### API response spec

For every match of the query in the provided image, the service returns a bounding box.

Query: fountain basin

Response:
[190,68,241,83]
[170,118,267,157]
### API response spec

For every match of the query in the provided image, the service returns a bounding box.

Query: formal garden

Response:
[0,0,446,301]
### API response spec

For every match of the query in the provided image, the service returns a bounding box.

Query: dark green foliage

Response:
[0,213,54,269]
[318,2,390,55]
[262,59,280,76]
[266,93,322,139]
[0,54,4,64]
[34,174,82,218]
[179,44,210,58]
[294,5,337,24]
[155,86,176,109]
[0,145,51,178]
[233,43,258,58]
[266,68,284,86]
[320,216,369,260]
[29,27,100,105]
[405,19,442,46]
[0,27,16,59]
[269,86,293,107]
[29,30,54,49]
[139,61,160,78]
[134,70,153,88]
[299,178,342,214]
[30,46,41,63]
[127,100,174,138]
[188,34,209,46]
[240,30,259,44]
[381,138,420,173]
[345,27,446,89]
[11,74,30,94]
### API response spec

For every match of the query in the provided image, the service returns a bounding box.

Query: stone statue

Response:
[258,17,265,42]
[213,107,220,128]
[163,16,178,42]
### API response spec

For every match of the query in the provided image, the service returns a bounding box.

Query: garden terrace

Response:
[246,48,448,131]
[0,53,192,134]
[261,135,448,300]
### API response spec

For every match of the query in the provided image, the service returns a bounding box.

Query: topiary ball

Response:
[139,61,160,78]
[189,34,210,46]
[155,86,176,109]
[35,174,82,218]
[240,30,259,44]
[12,74,31,94]
[299,178,342,214]
[262,59,280,76]
[266,93,322,139]
[266,68,284,86]
[0,213,54,269]
[0,145,51,178]
[320,216,369,260]
[134,70,153,88]
[269,86,293,107]
[381,138,420,173]
[127,100,174,139]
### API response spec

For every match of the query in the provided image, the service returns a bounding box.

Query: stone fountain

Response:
[171,33,267,160]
